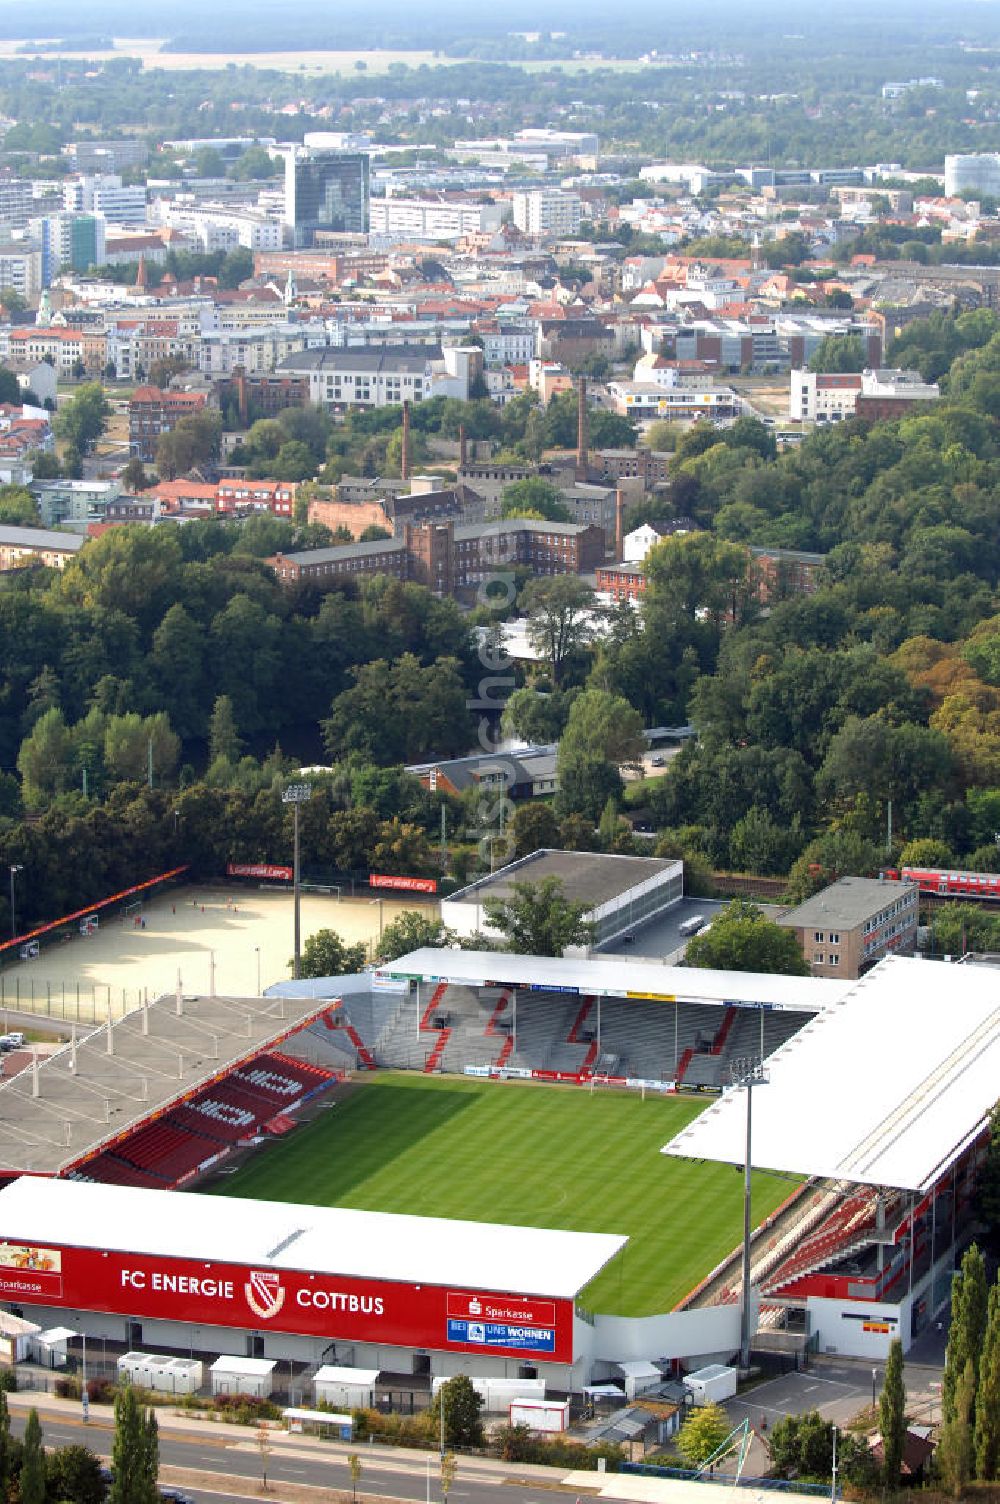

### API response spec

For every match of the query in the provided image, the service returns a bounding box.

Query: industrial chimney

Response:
[401,399,411,485]
[576,377,589,480]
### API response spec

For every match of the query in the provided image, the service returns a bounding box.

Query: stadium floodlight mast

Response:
[282,783,313,979]
[8,864,22,940]
[729,1054,768,1371]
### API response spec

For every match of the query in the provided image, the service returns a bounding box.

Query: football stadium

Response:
[0,940,994,1407]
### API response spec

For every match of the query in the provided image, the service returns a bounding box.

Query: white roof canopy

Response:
[313,1365,380,1385]
[383,948,845,1012]
[211,1356,276,1376]
[662,956,1000,1192]
[0,1178,625,1301]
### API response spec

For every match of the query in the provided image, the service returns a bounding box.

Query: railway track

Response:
[709,873,994,912]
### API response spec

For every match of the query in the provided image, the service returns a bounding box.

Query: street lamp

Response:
[730,1055,769,1371]
[872,1366,878,1412]
[8,865,22,941]
[282,783,312,979]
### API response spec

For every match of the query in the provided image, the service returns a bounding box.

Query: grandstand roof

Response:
[380,948,848,1011]
[0,1179,627,1301]
[0,991,336,1177]
[662,955,1000,1193]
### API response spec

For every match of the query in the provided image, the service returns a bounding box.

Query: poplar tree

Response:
[19,1408,45,1504]
[879,1339,906,1490]
[974,1280,1000,1480]
[0,1388,11,1498]
[943,1243,988,1423]
[110,1385,159,1504]
[937,1359,975,1499]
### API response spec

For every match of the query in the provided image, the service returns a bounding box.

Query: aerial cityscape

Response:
[0,0,994,1500]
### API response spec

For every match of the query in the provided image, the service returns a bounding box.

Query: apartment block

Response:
[128,386,209,462]
[369,196,503,241]
[778,876,918,979]
[512,190,582,237]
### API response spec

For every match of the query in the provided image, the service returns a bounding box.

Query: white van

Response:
[678,914,705,937]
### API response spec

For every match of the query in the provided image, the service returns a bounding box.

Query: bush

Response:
[212,1392,281,1424]
[492,1426,623,1469]
[352,1407,439,1447]
[55,1376,80,1400]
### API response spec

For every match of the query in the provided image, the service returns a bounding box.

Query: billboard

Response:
[0,1240,573,1364]
[369,874,438,893]
[227,863,293,882]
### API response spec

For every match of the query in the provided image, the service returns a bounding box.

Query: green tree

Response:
[54,383,111,454]
[46,1443,107,1504]
[0,484,38,525]
[0,366,21,404]
[675,1403,731,1468]
[500,687,571,745]
[510,801,561,858]
[500,478,571,521]
[879,1338,907,1491]
[272,440,317,482]
[685,899,809,976]
[434,1375,484,1448]
[943,1243,989,1424]
[899,836,954,868]
[298,929,368,979]
[767,1411,835,1480]
[208,694,243,764]
[440,1451,457,1504]
[17,706,75,805]
[555,752,623,823]
[154,409,221,479]
[0,1390,11,1500]
[121,456,151,493]
[979,1103,1000,1237]
[521,575,595,686]
[484,876,595,956]
[808,335,867,373]
[20,1408,45,1504]
[937,1358,975,1499]
[378,911,454,961]
[231,145,278,180]
[104,712,180,785]
[347,1451,362,1503]
[558,688,645,769]
[109,1371,158,1504]
[974,1280,1000,1480]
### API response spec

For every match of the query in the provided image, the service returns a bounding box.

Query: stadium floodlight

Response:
[8,865,22,941]
[282,784,313,979]
[729,1055,769,1371]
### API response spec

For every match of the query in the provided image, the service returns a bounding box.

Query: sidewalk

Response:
[6,1387,576,1482]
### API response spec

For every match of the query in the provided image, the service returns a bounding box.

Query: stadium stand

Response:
[68,1049,338,1189]
[286,981,816,1086]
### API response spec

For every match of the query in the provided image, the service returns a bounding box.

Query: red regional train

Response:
[882,866,1000,899]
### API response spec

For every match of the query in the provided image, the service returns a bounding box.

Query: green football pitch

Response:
[210,1073,797,1316]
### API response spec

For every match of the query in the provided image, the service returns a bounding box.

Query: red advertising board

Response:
[227,863,293,882]
[369,874,438,894]
[0,1241,573,1364]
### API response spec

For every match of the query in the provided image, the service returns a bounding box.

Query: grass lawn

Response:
[210,1073,796,1315]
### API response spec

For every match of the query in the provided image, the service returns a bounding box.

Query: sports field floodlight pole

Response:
[282,783,312,979]
[729,1055,768,1371]
[8,865,22,940]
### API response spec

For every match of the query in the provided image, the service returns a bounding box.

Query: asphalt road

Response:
[11,1408,596,1504]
